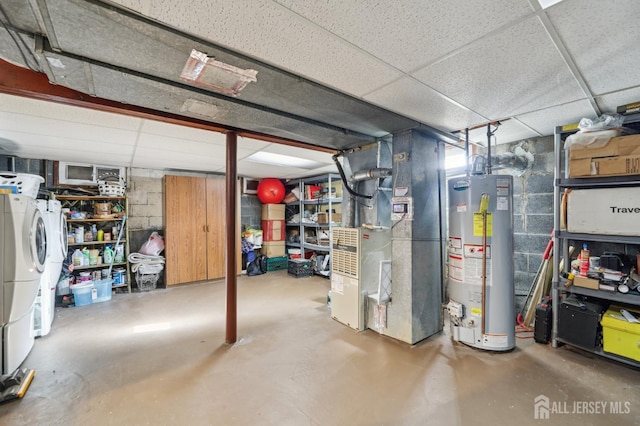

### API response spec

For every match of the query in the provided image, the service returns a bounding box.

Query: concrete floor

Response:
[1,271,639,425]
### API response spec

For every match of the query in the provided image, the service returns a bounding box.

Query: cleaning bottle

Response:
[580,243,590,277]
[72,249,84,267]
[104,245,114,264]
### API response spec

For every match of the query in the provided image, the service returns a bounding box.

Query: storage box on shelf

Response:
[58,195,131,294]
[552,113,640,367]
[285,173,342,277]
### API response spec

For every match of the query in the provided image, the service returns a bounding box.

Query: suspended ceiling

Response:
[0,0,639,176]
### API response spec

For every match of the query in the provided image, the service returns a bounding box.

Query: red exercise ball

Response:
[257,178,285,204]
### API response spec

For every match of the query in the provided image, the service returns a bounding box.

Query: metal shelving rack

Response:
[285,173,342,274]
[551,114,640,366]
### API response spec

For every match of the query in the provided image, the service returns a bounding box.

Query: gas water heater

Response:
[447,174,515,351]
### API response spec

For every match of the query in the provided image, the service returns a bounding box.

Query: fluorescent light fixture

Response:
[245,151,325,169]
[133,322,172,333]
[537,0,564,9]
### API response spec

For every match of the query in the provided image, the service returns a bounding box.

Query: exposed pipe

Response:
[486,124,492,175]
[465,128,470,177]
[332,154,373,199]
[351,167,392,182]
[225,132,238,344]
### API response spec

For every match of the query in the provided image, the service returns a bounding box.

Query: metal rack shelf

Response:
[552,114,640,368]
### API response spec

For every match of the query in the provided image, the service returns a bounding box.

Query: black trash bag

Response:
[247,259,263,276]
[258,255,268,274]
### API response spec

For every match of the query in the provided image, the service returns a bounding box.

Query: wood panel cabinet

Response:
[165,175,238,286]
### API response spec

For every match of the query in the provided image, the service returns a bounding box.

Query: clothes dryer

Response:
[1,194,46,373]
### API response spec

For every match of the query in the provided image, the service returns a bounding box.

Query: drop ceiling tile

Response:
[466,120,540,146]
[516,99,598,137]
[258,144,335,164]
[364,77,487,132]
[0,94,142,131]
[0,111,139,147]
[132,148,223,171]
[596,87,640,115]
[236,161,307,179]
[413,15,585,120]
[0,131,134,164]
[112,0,402,97]
[274,0,534,73]
[140,119,228,144]
[547,0,640,94]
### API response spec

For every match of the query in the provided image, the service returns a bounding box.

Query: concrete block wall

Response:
[493,136,555,313]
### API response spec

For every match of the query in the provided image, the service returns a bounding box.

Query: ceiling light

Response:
[245,151,325,169]
[537,0,564,9]
[180,49,257,97]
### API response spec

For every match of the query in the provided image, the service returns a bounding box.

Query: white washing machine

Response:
[33,199,67,337]
[1,194,47,374]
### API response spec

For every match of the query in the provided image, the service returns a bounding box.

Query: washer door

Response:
[59,213,68,257]
[31,209,47,272]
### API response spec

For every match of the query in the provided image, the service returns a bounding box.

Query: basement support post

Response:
[225,132,238,344]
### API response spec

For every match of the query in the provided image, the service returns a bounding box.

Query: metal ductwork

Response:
[473,147,534,176]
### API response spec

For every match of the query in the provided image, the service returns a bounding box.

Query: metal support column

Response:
[225,132,238,344]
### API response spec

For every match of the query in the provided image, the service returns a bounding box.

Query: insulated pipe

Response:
[225,132,238,344]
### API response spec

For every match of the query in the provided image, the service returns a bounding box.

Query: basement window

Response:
[180,49,258,97]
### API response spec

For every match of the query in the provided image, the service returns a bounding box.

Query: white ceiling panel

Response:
[235,161,308,179]
[274,0,534,73]
[466,119,540,146]
[412,15,585,120]
[364,77,487,131]
[140,119,228,144]
[547,0,640,94]
[0,94,142,130]
[516,99,598,136]
[257,143,335,165]
[113,0,403,97]
[596,87,640,115]
[0,132,134,165]
[0,111,139,147]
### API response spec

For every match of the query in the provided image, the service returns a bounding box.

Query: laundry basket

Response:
[0,172,44,199]
[98,175,126,197]
[135,263,163,292]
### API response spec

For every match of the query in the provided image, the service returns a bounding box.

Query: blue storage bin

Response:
[93,279,113,303]
[71,282,93,307]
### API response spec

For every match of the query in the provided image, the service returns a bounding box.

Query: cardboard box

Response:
[568,135,640,178]
[261,204,285,220]
[317,212,342,224]
[572,275,600,290]
[567,187,640,236]
[261,219,285,241]
[569,135,640,160]
[261,241,285,257]
[601,306,640,361]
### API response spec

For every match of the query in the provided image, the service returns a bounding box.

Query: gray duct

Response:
[344,167,392,227]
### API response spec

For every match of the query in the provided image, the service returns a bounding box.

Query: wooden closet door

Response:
[206,177,226,280]
[165,175,208,285]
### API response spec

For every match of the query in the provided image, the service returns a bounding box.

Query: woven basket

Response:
[98,176,126,197]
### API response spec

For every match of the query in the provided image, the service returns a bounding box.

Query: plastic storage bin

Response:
[93,278,113,303]
[601,306,640,361]
[288,259,313,278]
[266,256,288,271]
[71,282,93,307]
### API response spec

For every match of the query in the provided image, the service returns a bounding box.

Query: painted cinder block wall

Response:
[491,136,555,313]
